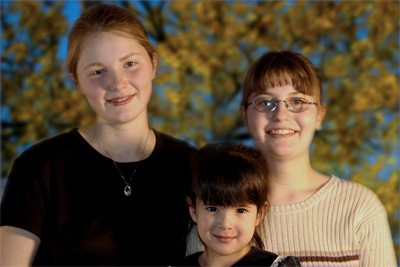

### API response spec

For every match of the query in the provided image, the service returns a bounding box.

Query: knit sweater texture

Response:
[186,176,397,266]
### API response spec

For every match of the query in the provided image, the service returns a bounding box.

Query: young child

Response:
[177,142,301,266]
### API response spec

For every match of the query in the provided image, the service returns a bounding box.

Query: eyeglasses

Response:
[245,97,317,113]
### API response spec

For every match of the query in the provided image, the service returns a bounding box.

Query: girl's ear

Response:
[241,106,249,131]
[316,103,327,131]
[186,196,197,223]
[70,73,80,90]
[151,53,158,80]
[255,201,268,226]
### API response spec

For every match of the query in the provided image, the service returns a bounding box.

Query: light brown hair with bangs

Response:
[66,4,158,82]
[241,50,324,111]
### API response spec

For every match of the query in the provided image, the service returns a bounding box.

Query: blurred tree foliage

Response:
[1,0,399,260]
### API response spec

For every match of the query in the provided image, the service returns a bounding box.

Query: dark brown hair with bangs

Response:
[241,50,323,110]
[188,142,269,249]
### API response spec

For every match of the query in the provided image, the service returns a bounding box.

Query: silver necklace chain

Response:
[95,129,151,196]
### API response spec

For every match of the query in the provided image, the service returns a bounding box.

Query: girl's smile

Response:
[245,85,324,159]
[106,94,135,106]
[266,128,297,136]
[75,32,156,125]
[189,201,263,264]
[214,235,236,243]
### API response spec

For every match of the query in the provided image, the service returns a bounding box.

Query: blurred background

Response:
[1,0,399,261]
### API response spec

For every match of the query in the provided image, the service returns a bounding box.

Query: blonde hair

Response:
[66,4,157,79]
[241,50,323,110]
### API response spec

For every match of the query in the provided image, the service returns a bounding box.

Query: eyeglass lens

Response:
[253,97,311,113]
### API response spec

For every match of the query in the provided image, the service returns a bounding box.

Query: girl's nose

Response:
[217,210,233,229]
[271,101,291,121]
[109,70,127,91]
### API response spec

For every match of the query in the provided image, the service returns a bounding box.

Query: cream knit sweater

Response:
[186,176,397,266]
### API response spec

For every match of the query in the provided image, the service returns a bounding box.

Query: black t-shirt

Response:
[175,247,301,266]
[1,128,197,266]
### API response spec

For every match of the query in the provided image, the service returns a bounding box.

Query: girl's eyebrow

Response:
[84,62,104,70]
[255,91,304,98]
[119,52,140,62]
[83,53,141,70]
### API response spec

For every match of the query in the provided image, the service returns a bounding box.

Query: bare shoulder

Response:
[0,226,40,266]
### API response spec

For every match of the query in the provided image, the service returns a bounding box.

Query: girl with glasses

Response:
[239,50,396,266]
[187,50,396,266]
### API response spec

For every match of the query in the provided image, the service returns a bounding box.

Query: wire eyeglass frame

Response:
[245,97,317,113]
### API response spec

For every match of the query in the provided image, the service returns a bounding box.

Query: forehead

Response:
[249,84,308,99]
[77,32,147,65]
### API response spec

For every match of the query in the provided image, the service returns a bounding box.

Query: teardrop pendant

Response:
[124,185,131,196]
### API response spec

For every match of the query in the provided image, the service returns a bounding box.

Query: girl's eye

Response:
[125,62,135,68]
[290,98,307,105]
[261,100,274,107]
[93,69,106,75]
[206,207,218,212]
[236,208,247,213]
[256,98,274,107]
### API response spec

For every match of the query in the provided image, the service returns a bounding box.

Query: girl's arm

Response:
[356,197,397,266]
[0,226,40,266]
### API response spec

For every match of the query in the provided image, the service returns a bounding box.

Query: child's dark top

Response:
[174,246,301,266]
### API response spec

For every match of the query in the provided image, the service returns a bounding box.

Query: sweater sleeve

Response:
[355,188,397,266]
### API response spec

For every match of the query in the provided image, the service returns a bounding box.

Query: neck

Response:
[264,153,329,206]
[80,118,155,162]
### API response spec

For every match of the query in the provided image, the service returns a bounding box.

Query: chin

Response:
[210,247,240,256]
[113,112,144,124]
[265,148,295,159]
